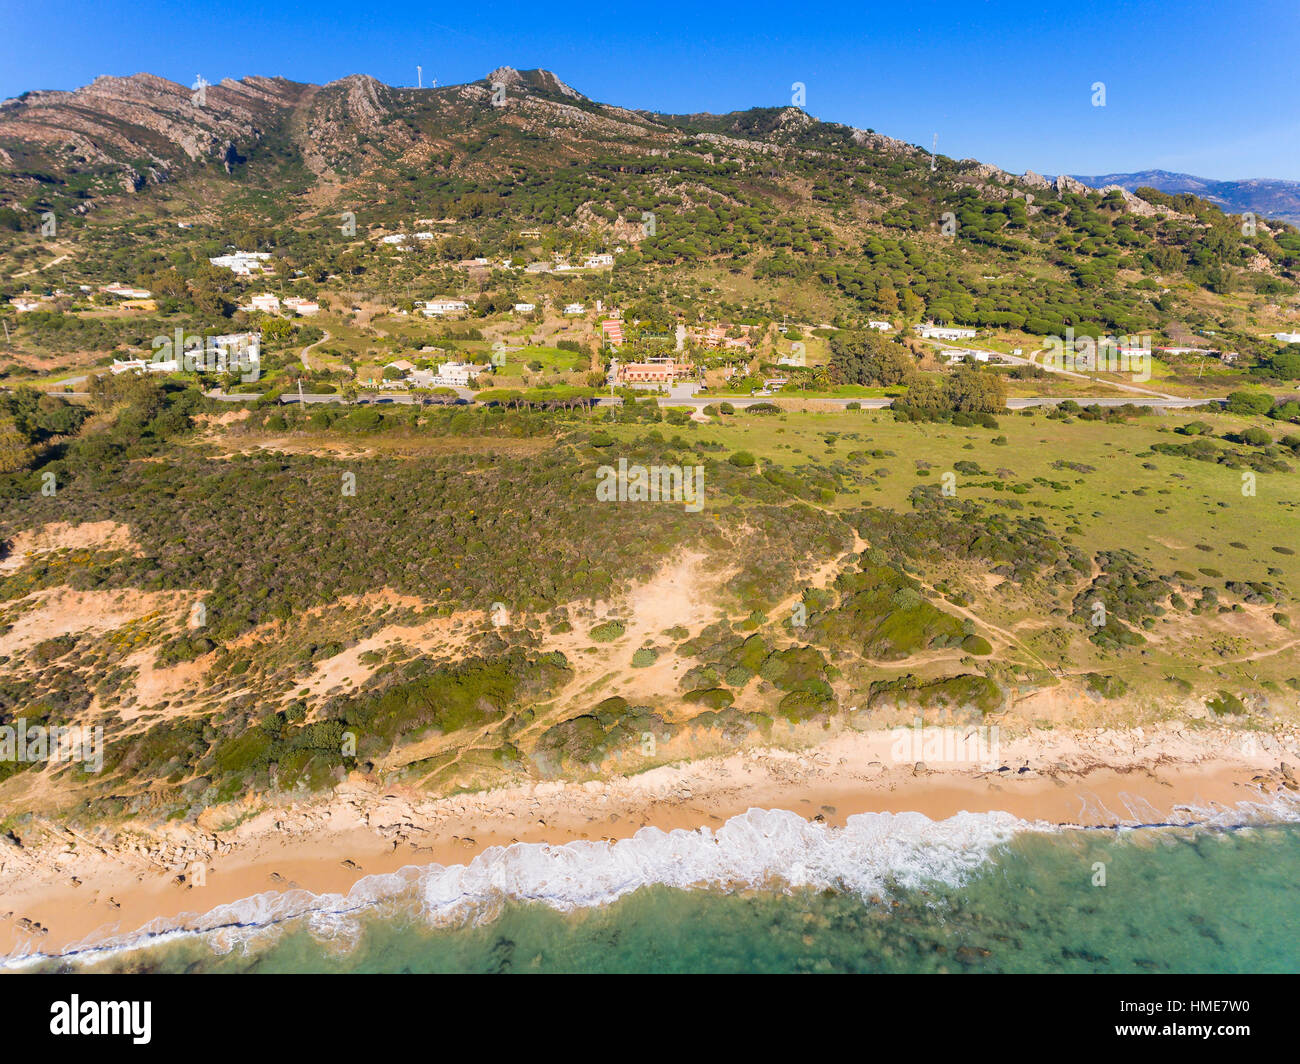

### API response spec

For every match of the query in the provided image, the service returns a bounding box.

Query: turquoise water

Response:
[26,813,1300,974]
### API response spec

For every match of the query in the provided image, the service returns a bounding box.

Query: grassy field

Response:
[596,404,1300,702]
[492,344,588,377]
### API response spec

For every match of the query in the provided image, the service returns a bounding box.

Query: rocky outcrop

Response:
[0,72,305,193]
[963,160,1014,184]
[486,67,588,101]
[302,75,408,170]
[487,66,527,91]
[849,126,921,158]
[1100,184,1167,217]
[1054,173,1092,196]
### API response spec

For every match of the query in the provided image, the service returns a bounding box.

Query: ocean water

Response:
[15,805,1300,974]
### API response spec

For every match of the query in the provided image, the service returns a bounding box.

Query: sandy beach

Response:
[3,719,1298,965]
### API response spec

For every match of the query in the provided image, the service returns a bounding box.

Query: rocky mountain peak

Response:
[487,66,526,89]
[485,67,587,101]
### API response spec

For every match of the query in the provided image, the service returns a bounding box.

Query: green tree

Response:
[1269,349,1300,380]
[1226,389,1273,416]
[945,364,1007,413]
[829,331,915,387]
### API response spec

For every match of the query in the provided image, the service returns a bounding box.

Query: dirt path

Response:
[1025,346,1181,401]
[300,327,331,370]
[14,252,69,279]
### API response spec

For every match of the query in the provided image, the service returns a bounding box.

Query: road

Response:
[299,328,331,370]
[193,391,1218,410]
[926,338,1186,402]
[34,382,1219,411]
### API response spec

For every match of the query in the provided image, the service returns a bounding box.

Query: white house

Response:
[422,299,469,317]
[111,357,179,375]
[283,296,320,316]
[379,234,408,245]
[209,251,271,276]
[513,303,536,313]
[868,320,893,331]
[435,361,485,387]
[246,293,281,314]
[11,298,41,313]
[583,253,615,268]
[101,284,152,299]
[210,332,261,359]
[1274,332,1300,344]
[949,348,989,363]
[563,303,585,316]
[916,324,977,341]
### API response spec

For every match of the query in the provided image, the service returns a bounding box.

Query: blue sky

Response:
[3,0,1297,180]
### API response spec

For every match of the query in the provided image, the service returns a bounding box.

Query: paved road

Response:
[925,338,1186,402]
[37,389,1220,411]
[246,392,1220,411]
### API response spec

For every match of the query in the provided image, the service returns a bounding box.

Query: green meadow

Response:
[597,403,1300,704]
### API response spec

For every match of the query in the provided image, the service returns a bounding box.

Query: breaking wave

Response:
[7,791,1299,970]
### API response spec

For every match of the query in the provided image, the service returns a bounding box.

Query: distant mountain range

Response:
[1070,169,1300,226]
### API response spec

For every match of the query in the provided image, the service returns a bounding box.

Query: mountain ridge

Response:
[1,66,1297,349]
[1070,169,1300,226]
[4,69,1299,226]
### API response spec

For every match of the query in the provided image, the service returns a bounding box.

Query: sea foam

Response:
[8,793,1300,969]
[2,806,1032,968]
[417,807,1030,922]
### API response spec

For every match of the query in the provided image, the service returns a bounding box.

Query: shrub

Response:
[1225,390,1274,416]
[1207,690,1246,716]
[590,620,626,642]
[1085,673,1128,699]
[684,688,735,709]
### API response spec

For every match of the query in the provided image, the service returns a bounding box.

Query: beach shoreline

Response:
[3,720,1298,966]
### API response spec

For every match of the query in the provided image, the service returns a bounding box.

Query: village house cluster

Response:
[237,292,319,316]
[111,330,261,377]
[209,251,272,276]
